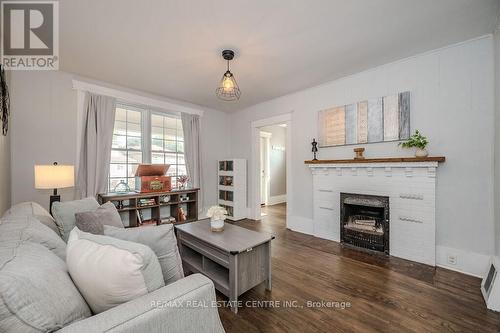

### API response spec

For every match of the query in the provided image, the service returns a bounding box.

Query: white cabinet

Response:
[218,159,247,220]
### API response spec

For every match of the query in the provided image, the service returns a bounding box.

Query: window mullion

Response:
[142,109,152,164]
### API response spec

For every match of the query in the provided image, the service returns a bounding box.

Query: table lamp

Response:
[34,162,75,215]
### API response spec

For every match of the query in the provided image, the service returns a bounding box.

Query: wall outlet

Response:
[447,254,457,265]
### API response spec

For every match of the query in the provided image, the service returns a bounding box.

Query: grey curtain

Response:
[77,92,116,197]
[181,113,202,211]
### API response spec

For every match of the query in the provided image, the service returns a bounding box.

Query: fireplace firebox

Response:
[340,193,389,254]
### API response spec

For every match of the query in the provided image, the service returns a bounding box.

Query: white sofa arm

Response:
[59,274,225,333]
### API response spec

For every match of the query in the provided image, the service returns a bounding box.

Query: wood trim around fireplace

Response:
[304,156,445,164]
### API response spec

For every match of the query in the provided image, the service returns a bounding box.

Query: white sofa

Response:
[0,202,225,333]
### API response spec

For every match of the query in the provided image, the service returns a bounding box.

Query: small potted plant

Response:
[206,206,228,232]
[399,130,429,158]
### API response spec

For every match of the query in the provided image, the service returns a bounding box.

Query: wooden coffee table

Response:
[175,219,274,313]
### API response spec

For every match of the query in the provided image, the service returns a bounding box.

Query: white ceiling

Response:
[60,0,500,112]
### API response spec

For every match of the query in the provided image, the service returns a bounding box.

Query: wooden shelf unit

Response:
[98,188,199,227]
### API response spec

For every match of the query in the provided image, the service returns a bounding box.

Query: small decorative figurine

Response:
[311,138,319,161]
[354,147,365,160]
[178,207,187,222]
[116,200,124,209]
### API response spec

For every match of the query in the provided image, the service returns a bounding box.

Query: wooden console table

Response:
[175,220,274,314]
[98,188,199,227]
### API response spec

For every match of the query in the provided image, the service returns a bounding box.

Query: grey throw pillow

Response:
[0,241,91,332]
[3,201,61,236]
[0,215,67,261]
[104,224,184,284]
[52,197,100,242]
[75,213,104,235]
[35,214,62,237]
[75,202,124,235]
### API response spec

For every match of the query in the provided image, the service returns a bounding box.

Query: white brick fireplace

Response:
[308,160,442,266]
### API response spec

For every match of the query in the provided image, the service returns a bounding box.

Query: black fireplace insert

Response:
[340,193,389,254]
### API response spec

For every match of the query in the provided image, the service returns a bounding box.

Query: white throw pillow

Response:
[66,228,165,314]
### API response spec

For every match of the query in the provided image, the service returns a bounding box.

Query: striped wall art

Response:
[318,91,410,147]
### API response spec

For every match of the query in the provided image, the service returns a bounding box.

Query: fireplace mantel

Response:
[304,156,445,164]
[307,156,442,266]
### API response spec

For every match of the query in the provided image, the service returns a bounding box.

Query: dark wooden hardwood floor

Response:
[216,203,500,333]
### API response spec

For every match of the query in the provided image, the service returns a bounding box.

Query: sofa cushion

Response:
[0,215,66,261]
[67,228,165,314]
[3,201,61,236]
[75,201,124,235]
[0,241,91,332]
[104,224,184,285]
[52,197,100,241]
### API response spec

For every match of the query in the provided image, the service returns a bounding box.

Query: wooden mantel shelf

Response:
[304,156,445,164]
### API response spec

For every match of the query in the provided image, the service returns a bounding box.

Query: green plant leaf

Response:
[399,130,428,149]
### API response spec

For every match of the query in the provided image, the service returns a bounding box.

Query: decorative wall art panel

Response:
[318,91,410,147]
[319,106,346,146]
[383,94,399,141]
[399,91,410,139]
[367,98,384,143]
[357,101,368,144]
[345,104,357,145]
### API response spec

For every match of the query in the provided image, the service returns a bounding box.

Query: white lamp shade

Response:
[34,164,75,189]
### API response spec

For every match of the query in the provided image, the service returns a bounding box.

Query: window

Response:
[109,106,143,191]
[151,113,186,186]
[108,104,186,192]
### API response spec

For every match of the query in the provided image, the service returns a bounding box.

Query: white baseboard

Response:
[436,245,490,278]
[241,208,489,278]
[267,194,286,206]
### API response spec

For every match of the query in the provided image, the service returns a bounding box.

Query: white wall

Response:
[495,26,500,257]
[230,36,495,276]
[9,70,229,213]
[11,71,78,210]
[260,125,286,199]
[0,70,11,215]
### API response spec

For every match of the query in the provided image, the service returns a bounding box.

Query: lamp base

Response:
[49,194,60,216]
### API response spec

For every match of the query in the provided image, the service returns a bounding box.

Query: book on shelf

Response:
[160,216,176,224]
[139,219,158,227]
[137,198,156,207]
[219,176,233,186]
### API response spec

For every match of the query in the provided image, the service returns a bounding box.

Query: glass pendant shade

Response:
[216,70,241,101]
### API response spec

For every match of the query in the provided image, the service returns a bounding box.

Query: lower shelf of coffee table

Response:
[180,244,230,295]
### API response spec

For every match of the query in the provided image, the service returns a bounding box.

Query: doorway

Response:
[260,131,271,206]
[260,124,287,214]
[251,113,292,223]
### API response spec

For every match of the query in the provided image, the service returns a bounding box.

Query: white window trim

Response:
[73,77,202,177]
[109,103,186,191]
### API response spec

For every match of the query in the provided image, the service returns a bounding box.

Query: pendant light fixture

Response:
[216,49,241,101]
